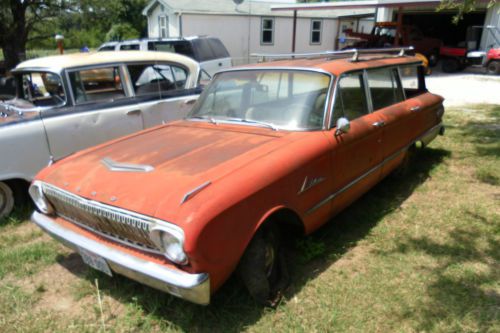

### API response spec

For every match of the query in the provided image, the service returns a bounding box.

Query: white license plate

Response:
[78,247,113,277]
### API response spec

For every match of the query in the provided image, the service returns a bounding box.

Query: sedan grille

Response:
[42,184,160,253]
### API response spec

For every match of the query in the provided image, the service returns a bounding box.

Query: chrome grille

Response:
[43,184,160,252]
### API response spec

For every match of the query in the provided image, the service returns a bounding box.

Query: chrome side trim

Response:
[101,157,154,173]
[306,122,444,215]
[32,212,210,305]
[181,181,211,205]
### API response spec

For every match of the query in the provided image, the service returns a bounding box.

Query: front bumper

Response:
[32,211,210,305]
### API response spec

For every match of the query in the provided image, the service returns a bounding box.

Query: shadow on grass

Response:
[0,204,32,228]
[387,209,499,332]
[53,147,449,332]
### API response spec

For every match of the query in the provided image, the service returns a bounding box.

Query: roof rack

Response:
[251,46,415,62]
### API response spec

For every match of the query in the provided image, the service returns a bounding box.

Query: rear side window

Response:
[332,72,369,125]
[69,67,126,104]
[208,38,230,58]
[120,44,140,51]
[99,46,116,51]
[148,41,196,60]
[192,39,216,62]
[399,65,426,98]
[366,67,404,111]
[127,63,188,97]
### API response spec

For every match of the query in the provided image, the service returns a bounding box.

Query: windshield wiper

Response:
[225,117,278,131]
[188,115,218,124]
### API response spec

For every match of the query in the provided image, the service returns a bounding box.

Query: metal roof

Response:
[143,0,374,18]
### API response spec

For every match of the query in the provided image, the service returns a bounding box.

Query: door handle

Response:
[183,98,197,105]
[410,106,421,112]
[218,63,223,66]
[372,121,385,128]
[126,109,141,116]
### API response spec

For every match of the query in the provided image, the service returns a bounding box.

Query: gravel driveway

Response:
[426,70,500,107]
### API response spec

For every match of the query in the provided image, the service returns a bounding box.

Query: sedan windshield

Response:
[16,71,66,107]
[188,70,331,130]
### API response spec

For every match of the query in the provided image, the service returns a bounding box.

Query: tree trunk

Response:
[2,39,27,71]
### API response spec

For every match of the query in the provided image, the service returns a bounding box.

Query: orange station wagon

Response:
[30,48,445,305]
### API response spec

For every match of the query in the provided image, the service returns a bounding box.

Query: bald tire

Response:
[238,224,288,305]
[0,181,15,219]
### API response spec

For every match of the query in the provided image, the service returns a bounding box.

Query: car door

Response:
[192,39,228,76]
[127,62,201,128]
[42,65,143,160]
[328,71,384,216]
[365,66,413,177]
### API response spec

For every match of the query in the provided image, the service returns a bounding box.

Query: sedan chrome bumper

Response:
[31,212,210,305]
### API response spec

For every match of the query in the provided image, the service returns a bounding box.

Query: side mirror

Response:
[335,117,350,136]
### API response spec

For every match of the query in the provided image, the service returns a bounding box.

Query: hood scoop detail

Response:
[181,181,211,205]
[101,157,154,173]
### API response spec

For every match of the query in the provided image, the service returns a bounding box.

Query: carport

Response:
[271,0,497,52]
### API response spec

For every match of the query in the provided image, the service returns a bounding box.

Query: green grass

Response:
[0,104,498,332]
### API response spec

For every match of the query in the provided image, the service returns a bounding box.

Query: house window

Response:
[159,15,168,38]
[261,18,274,45]
[311,19,322,44]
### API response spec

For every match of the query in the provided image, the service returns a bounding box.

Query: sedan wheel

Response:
[0,181,15,219]
[238,224,289,306]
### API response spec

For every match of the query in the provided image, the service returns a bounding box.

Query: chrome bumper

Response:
[31,211,210,305]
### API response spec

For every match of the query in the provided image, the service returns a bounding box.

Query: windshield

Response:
[188,70,331,130]
[16,71,66,107]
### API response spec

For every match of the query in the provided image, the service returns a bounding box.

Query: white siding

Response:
[480,3,500,50]
[180,14,338,65]
[148,3,179,37]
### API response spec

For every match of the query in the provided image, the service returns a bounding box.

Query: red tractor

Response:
[440,25,500,74]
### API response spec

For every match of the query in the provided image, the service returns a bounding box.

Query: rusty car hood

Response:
[0,99,40,127]
[42,121,290,220]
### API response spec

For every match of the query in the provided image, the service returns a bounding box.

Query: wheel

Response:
[392,144,417,178]
[486,61,500,75]
[237,224,289,306]
[441,58,460,73]
[428,51,439,67]
[0,181,15,219]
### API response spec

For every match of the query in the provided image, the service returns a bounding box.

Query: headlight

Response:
[150,225,188,265]
[28,181,54,214]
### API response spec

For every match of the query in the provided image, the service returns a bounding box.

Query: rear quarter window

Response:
[148,41,196,60]
[208,38,230,59]
[120,44,140,51]
[192,39,216,62]
[399,65,426,98]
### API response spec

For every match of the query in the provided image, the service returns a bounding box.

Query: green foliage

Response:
[438,0,497,23]
[106,23,140,42]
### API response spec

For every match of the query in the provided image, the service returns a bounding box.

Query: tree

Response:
[106,23,140,42]
[438,0,498,23]
[0,0,71,70]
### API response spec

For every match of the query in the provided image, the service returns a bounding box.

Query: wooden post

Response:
[395,6,403,46]
[292,10,297,54]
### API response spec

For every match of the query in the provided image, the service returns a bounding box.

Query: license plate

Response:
[78,247,113,277]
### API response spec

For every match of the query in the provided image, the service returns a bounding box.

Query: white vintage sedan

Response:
[0,51,202,217]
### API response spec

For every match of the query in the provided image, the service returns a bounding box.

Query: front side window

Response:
[332,72,368,125]
[17,71,66,107]
[311,19,322,45]
[261,18,275,45]
[69,67,125,104]
[189,70,331,130]
[367,67,404,111]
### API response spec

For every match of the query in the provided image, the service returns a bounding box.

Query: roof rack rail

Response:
[251,46,415,62]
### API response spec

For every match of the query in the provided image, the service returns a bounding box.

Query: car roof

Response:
[15,51,200,73]
[234,55,422,77]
